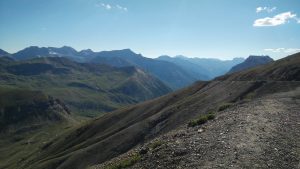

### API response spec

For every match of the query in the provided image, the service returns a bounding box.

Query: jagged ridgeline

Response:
[0,56,171,117]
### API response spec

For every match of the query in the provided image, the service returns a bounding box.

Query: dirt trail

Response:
[94,88,300,169]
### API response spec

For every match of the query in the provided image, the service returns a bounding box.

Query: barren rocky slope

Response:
[95,88,300,169]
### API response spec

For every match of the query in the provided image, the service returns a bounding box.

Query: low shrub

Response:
[188,119,198,127]
[106,153,141,169]
[243,92,255,101]
[188,112,215,127]
[218,103,233,111]
[196,116,208,125]
[149,140,164,150]
[207,113,215,120]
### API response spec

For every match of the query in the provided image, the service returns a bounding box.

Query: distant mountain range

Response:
[228,55,274,74]
[0,56,171,117]
[2,47,198,89]
[0,46,247,89]
[2,46,277,89]
[157,55,245,79]
[11,46,85,61]
[89,49,199,89]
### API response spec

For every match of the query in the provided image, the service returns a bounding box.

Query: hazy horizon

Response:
[1,0,300,60]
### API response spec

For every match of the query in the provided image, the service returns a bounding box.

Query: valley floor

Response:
[94,87,300,169]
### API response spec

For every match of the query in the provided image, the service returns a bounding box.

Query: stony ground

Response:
[92,88,300,169]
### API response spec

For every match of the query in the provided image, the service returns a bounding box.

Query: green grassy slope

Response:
[0,57,171,117]
[0,86,78,169]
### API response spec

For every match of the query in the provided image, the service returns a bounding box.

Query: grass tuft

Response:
[218,103,234,111]
[188,112,215,127]
[105,153,141,169]
[206,112,216,120]
[149,140,165,150]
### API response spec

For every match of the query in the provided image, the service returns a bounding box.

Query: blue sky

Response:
[0,0,299,59]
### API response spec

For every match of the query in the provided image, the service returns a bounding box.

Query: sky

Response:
[0,0,299,60]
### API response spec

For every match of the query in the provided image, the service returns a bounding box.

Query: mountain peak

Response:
[79,49,94,56]
[96,48,140,58]
[80,49,93,52]
[119,48,136,54]
[246,55,273,62]
[60,46,77,52]
[228,55,274,74]
[232,57,245,61]
[174,55,187,59]
[121,48,132,51]
[0,49,10,56]
[158,55,172,59]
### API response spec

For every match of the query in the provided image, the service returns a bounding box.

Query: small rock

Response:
[198,128,204,133]
[139,147,149,155]
[173,148,188,157]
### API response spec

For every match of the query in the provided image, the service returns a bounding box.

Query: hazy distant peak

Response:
[228,55,274,74]
[232,57,245,60]
[79,49,94,56]
[119,48,135,54]
[174,55,187,59]
[98,48,140,58]
[27,46,40,49]
[80,49,93,52]
[247,55,273,61]
[17,46,49,53]
[60,46,77,52]
[121,48,133,51]
[157,55,172,59]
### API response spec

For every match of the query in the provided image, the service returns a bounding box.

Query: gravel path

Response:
[93,88,300,169]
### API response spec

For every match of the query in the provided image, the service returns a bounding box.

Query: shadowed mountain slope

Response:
[0,86,73,133]
[22,52,300,169]
[0,87,78,169]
